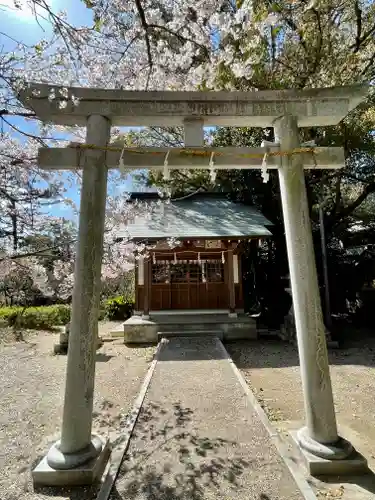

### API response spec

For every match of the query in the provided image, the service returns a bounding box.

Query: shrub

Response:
[0,305,71,330]
[103,296,134,321]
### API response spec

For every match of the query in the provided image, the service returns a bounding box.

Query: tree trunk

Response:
[10,200,18,251]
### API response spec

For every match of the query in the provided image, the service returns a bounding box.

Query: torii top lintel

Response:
[19,83,368,128]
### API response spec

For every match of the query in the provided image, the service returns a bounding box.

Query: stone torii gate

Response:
[19,83,368,485]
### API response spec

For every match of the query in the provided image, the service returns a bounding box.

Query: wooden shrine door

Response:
[150,258,228,310]
[170,261,201,309]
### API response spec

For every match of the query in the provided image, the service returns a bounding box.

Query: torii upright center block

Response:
[18,83,369,485]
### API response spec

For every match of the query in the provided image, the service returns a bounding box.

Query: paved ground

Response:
[112,337,304,500]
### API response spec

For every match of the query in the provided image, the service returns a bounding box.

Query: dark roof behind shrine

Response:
[118,193,272,241]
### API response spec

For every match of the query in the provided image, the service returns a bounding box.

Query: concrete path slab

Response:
[111,337,306,500]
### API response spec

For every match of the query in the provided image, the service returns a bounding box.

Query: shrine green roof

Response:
[119,195,272,241]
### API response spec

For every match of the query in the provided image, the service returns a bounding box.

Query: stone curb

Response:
[216,340,317,500]
[95,339,165,500]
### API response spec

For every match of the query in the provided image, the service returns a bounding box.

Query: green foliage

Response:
[0,305,70,330]
[34,44,43,55]
[103,296,134,321]
[94,16,102,32]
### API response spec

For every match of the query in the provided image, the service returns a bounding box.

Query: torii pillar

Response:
[273,116,364,474]
[33,115,112,485]
[18,83,368,484]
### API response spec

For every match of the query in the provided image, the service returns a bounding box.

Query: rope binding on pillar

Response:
[163,151,171,181]
[260,149,269,183]
[209,152,216,184]
[260,139,278,183]
[118,143,126,173]
[302,140,318,168]
[163,150,171,181]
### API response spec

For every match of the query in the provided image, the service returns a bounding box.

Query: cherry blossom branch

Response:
[0,109,36,118]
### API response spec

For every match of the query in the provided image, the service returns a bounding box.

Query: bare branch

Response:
[333,172,342,214]
[0,239,77,262]
[134,0,153,89]
[353,0,362,52]
[1,117,48,147]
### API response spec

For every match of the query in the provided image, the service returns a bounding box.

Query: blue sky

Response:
[1,0,135,223]
[1,0,92,41]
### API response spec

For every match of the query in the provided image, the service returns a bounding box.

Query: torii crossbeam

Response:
[38,145,345,170]
[18,83,369,486]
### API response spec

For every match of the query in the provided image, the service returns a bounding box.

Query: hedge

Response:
[0,296,135,330]
[103,296,134,321]
[0,305,71,330]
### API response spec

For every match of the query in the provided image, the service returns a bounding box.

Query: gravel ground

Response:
[227,333,375,500]
[0,327,155,500]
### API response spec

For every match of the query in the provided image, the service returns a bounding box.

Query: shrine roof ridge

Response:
[128,191,231,201]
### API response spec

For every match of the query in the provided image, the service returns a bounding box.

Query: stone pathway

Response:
[110,337,306,500]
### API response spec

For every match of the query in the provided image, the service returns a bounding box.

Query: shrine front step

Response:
[122,314,257,344]
[158,330,224,341]
[156,316,257,342]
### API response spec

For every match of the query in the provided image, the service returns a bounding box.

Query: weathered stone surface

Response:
[183,117,204,146]
[59,323,70,344]
[53,323,70,354]
[54,323,103,354]
[290,431,367,476]
[280,290,338,347]
[110,324,125,338]
[58,114,111,457]
[32,437,110,486]
[123,316,158,344]
[47,435,104,469]
[223,321,257,340]
[123,314,258,343]
[38,145,345,171]
[276,115,354,456]
[19,83,368,127]
[277,115,338,444]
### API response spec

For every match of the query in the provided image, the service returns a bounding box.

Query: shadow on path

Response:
[111,401,259,500]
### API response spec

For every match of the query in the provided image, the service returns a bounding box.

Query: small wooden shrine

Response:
[121,192,272,317]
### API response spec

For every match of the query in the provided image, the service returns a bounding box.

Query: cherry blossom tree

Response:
[2,1,374,96]
[102,192,170,281]
[0,134,73,251]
